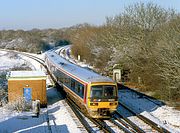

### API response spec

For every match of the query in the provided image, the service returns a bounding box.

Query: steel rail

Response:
[113,111,145,133]
[90,119,115,133]
[66,97,93,133]
[109,118,132,133]
[67,96,118,133]
[119,102,171,133]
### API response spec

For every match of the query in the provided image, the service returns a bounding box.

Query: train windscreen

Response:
[90,85,117,100]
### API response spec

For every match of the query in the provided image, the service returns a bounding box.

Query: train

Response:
[45,51,118,118]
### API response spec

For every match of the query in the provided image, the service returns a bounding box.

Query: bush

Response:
[6,97,31,112]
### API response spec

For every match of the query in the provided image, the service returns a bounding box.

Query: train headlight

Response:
[90,103,98,106]
[109,102,118,106]
[93,99,101,102]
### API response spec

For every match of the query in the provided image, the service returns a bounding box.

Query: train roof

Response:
[45,51,115,84]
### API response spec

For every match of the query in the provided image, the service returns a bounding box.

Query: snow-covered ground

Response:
[0,107,49,133]
[47,87,82,133]
[0,51,32,70]
[0,50,82,133]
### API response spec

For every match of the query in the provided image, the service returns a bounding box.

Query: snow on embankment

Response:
[0,51,31,70]
[119,89,180,132]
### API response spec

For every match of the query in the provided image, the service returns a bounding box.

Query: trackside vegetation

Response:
[0,2,179,104]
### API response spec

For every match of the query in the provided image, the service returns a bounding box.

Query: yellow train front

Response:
[87,82,118,118]
[45,51,118,118]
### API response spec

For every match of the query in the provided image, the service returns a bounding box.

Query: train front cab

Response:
[86,82,118,118]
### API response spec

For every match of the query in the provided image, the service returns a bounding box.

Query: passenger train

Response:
[45,51,118,118]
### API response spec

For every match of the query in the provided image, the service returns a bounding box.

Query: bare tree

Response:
[153,16,180,100]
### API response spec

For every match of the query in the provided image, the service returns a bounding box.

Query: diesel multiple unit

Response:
[45,51,118,118]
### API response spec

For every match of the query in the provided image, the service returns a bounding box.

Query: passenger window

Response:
[77,84,80,93]
[75,83,84,98]
[66,77,70,86]
[71,79,75,90]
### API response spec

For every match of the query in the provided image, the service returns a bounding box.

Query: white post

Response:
[78,55,81,61]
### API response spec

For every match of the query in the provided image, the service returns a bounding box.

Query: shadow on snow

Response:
[46,86,65,105]
[0,107,69,133]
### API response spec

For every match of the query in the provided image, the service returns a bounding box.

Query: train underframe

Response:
[88,108,116,118]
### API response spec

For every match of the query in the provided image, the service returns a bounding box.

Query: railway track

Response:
[66,96,93,132]
[67,95,135,133]
[67,95,116,132]
[108,118,132,133]
[20,52,45,66]
[66,95,110,132]
[118,102,171,133]
[112,111,145,133]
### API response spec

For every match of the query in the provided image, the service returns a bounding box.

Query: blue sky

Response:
[0,0,179,30]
